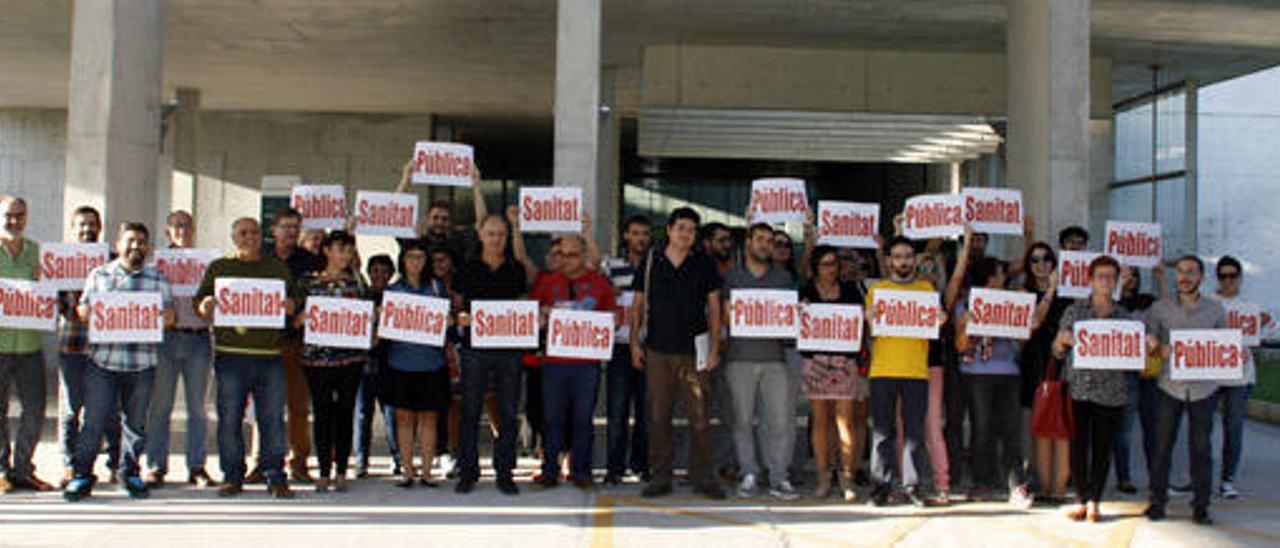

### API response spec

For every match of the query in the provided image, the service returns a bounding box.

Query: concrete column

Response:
[1182,81,1199,257]
[597,66,621,254]
[63,0,164,238]
[553,0,601,240]
[1006,0,1090,242]
[165,88,200,233]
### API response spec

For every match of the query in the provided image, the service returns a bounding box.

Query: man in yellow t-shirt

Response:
[864,236,945,507]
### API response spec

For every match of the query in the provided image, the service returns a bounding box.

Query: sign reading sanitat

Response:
[546,309,615,361]
[729,289,799,339]
[305,296,374,350]
[749,178,808,224]
[902,193,964,239]
[378,291,451,347]
[1169,329,1245,381]
[869,289,941,339]
[411,142,474,187]
[0,279,57,331]
[152,249,220,298]
[469,300,539,349]
[966,288,1036,340]
[213,277,287,328]
[40,242,109,291]
[1071,319,1145,371]
[354,191,418,238]
[797,303,863,353]
[1105,221,1162,268]
[520,187,582,233]
[87,292,164,344]
[817,201,880,249]
[962,187,1023,235]
[291,185,347,230]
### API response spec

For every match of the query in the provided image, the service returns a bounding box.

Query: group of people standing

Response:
[0,162,1267,528]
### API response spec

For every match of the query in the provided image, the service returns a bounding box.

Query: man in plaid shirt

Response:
[64,222,174,502]
[56,206,121,487]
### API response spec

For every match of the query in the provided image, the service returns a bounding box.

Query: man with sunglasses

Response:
[1212,256,1271,500]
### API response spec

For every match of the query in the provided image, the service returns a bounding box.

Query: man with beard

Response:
[64,223,175,501]
[701,222,734,276]
[603,215,652,485]
[1143,255,1229,525]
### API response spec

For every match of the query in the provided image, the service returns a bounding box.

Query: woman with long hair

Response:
[1020,242,1074,503]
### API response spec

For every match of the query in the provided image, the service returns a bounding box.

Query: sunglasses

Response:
[1029,254,1053,264]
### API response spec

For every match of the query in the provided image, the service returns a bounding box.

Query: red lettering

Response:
[521,195,581,223]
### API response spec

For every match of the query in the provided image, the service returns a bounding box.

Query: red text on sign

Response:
[92,301,162,331]
[820,210,875,237]
[383,301,447,336]
[522,195,581,223]
[217,287,285,317]
[42,252,106,281]
[1174,339,1241,369]
[549,318,611,349]
[1076,328,1143,359]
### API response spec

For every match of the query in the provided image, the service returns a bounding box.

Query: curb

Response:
[1247,399,1280,426]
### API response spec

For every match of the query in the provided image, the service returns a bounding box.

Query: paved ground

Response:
[3,417,1280,547]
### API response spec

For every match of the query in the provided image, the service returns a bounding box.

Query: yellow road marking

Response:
[590,495,614,548]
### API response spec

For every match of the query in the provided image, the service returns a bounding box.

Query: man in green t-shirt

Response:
[194,217,301,499]
[0,195,53,493]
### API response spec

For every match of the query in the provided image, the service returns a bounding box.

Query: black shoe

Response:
[603,473,622,486]
[395,476,416,489]
[1193,508,1213,526]
[854,470,871,487]
[63,477,94,502]
[455,479,475,494]
[641,483,672,498]
[1144,504,1166,521]
[188,468,217,488]
[1116,481,1137,494]
[573,476,596,491]
[694,483,726,500]
[123,476,150,499]
[496,478,520,496]
[534,474,559,489]
[869,485,891,507]
[905,488,928,508]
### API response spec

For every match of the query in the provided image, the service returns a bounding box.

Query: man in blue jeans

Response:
[1212,255,1269,500]
[1143,255,1228,525]
[65,222,174,501]
[144,210,215,488]
[603,216,651,485]
[195,217,302,499]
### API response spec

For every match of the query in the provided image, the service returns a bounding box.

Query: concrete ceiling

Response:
[2,0,1280,122]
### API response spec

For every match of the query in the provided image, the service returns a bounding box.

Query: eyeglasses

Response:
[1029,254,1053,264]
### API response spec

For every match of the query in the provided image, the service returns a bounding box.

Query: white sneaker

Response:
[437,454,457,476]
[1220,482,1240,500]
[736,473,757,498]
[769,481,800,501]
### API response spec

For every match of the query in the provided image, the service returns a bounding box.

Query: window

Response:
[1110,87,1192,259]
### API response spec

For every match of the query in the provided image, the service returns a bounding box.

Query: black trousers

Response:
[1148,389,1218,511]
[964,374,1024,490]
[303,363,363,478]
[1070,400,1122,503]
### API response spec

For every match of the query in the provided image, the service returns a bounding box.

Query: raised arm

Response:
[1007,213,1034,280]
[798,209,817,282]
[394,157,414,194]
[582,211,602,272]
[471,163,487,232]
[944,224,973,310]
[505,205,538,286]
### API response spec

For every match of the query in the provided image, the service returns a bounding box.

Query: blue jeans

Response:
[0,352,46,478]
[71,363,154,480]
[541,362,600,481]
[59,352,120,470]
[215,353,287,485]
[869,377,927,490]
[1136,377,1159,469]
[1218,385,1251,483]
[605,345,647,477]
[458,349,522,483]
[1110,376,1138,483]
[353,356,400,469]
[145,331,212,473]
[1149,389,1218,511]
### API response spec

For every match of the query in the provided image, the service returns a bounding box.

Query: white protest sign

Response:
[354,191,418,238]
[614,290,634,344]
[1071,319,1145,370]
[546,309,615,361]
[902,193,964,239]
[469,300,539,349]
[966,288,1036,340]
[378,291,451,347]
[40,242,109,291]
[869,288,941,339]
[290,185,347,230]
[1057,250,1099,299]
[797,303,863,353]
[817,201,880,249]
[962,187,1024,235]
[729,289,798,339]
[304,296,374,350]
[0,279,57,331]
[1105,221,1162,268]
[749,178,808,224]
[87,292,164,344]
[1169,329,1245,381]
[411,141,474,187]
[213,277,287,329]
[519,187,583,233]
[152,249,220,298]
[1223,299,1263,347]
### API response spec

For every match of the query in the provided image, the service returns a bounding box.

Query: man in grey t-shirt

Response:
[721,223,798,500]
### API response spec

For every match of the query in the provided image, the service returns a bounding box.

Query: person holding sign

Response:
[380,241,452,488]
[530,235,615,490]
[865,236,947,508]
[1050,255,1151,522]
[64,222,174,501]
[1142,255,1231,525]
[1213,256,1269,500]
[722,223,799,501]
[394,157,483,263]
[296,231,369,493]
[0,196,53,494]
[631,207,726,500]
[196,218,303,500]
[799,245,868,502]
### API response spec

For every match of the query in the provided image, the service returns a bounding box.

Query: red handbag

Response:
[1030,359,1075,440]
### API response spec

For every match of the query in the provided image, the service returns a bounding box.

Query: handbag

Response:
[1030,358,1075,440]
